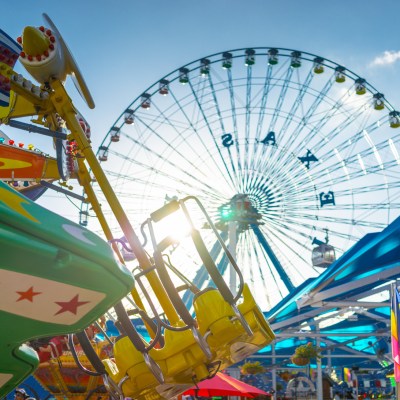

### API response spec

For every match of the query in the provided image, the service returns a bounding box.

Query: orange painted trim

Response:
[0,144,59,179]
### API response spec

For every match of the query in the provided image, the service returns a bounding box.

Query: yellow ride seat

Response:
[103,325,216,400]
[193,283,275,366]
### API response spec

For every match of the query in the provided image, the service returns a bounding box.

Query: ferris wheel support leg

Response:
[49,79,180,326]
[252,225,295,291]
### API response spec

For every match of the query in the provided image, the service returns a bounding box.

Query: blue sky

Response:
[3,0,400,219]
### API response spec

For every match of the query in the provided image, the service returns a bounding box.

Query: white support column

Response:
[327,349,332,372]
[327,349,332,399]
[229,220,237,294]
[316,324,323,400]
[272,343,277,400]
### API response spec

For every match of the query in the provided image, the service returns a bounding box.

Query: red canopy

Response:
[183,372,270,398]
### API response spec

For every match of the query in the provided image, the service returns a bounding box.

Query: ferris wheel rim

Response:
[97,47,397,153]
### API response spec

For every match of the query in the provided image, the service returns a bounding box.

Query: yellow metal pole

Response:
[76,158,157,336]
[50,79,180,326]
[75,157,124,262]
[5,66,164,333]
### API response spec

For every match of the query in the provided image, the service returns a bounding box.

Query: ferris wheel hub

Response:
[216,194,263,231]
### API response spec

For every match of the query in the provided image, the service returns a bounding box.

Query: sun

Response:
[150,211,192,248]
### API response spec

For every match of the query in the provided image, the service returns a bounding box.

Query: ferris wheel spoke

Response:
[255,224,315,282]
[269,82,354,167]
[282,205,400,224]
[133,104,218,180]
[120,125,206,179]
[296,77,335,130]
[343,181,400,194]
[253,65,273,142]
[249,234,273,285]
[251,60,294,171]
[107,148,227,200]
[261,225,308,272]
[311,156,400,188]
[271,77,335,162]
[281,151,400,206]
[278,68,314,141]
[314,113,385,159]
[224,68,246,189]
[101,187,167,202]
[206,74,242,189]
[239,231,288,307]
[272,102,372,176]
[281,211,388,230]
[186,79,238,189]
[257,246,287,302]
[265,212,361,246]
[253,227,295,292]
[268,65,294,134]
[281,89,363,163]
[242,65,254,190]
[311,107,374,156]
[239,233,256,282]
[248,66,275,186]
[168,87,237,191]
[251,244,275,309]
[315,122,386,167]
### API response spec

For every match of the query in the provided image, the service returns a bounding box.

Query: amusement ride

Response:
[0,14,274,400]
[1,12,400,400]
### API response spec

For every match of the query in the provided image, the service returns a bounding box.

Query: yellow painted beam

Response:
[50,79,180,326]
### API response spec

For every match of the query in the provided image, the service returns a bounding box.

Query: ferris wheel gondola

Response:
[311,229,336,268]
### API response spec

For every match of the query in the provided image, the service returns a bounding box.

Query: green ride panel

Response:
[0,181,135,397]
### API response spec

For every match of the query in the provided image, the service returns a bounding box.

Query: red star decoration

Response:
[54,294,89,316]
[16,286,42,302]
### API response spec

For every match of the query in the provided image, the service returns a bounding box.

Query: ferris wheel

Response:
[88,47,400,311]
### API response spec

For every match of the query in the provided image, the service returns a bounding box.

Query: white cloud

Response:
[370,50,400,67]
